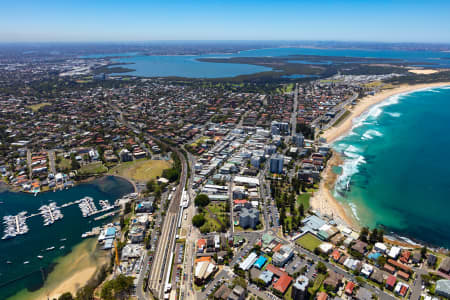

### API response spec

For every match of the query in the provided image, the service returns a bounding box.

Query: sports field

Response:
[296,233,322,251]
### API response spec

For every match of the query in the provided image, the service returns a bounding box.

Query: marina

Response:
[39,202,63,226]
[1,196,119,240]
[2,211,29,240]
[78,196,98,217]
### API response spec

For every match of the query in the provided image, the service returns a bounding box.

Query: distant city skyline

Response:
[1,0,450,43]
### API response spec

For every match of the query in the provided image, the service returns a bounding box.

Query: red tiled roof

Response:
[398,270,410,280]
[345,281,355,295]
[388,258,411,273]
[197,239,206,248]
[331,249,341,261]
[265,264,287,278]
[386,275,396,287]
[272,243,283,253]
[234,200,248,204]
[400,285,408,296]
[273,275,292,294]
[317,292,328,300]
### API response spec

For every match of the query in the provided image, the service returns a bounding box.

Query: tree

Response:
[101,275,134,300]
[146,180,155,192]
[377,255,387,267]
[58,292,74,300]
[369,228,378,244]
[299,203,305,217]
[317,261,327,274]
[359,227,369,242]
[421,274,432,286]
[421,246,428,258]
[377,229,384,242]
[194,194,210,207]
[192,214,206,227]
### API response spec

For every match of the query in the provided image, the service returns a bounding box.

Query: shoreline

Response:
[312,82,450,235]
[8,238,109,300]
[1,174,137,195]
[322,82,450,144]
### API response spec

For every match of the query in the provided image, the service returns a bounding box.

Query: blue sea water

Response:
[0,176,134,299]
[95,47,450,78]
[332,86,450,248]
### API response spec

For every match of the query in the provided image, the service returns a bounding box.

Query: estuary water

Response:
[332,86,450,248]
[89,47,450,78]
[0,176,134,299]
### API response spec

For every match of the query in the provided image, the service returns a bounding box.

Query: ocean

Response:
[0,176,134,299]
[90,47,450,78]
[332,86,450,248]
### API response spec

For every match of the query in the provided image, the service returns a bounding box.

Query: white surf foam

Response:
[386,112,401,118]
[335,145,366,193]
[362,129,383,140]
[348,202,361,221]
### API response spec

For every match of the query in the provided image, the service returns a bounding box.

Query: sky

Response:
[1,0,450,43]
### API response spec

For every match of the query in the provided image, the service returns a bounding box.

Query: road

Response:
[48,150,56,174]
[311,91,358,132]
[410,266,426,300]
[291,83,299,136]
[26,149,32,179]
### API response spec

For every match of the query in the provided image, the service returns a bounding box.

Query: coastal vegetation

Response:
[385,70,450,85]
[100,274,134,300]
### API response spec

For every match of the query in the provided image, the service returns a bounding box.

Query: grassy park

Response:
[108,158,171,182]
[296,233,322,252]
[27,102,51,112]
[297,193,311,210]
[78,162,108,175]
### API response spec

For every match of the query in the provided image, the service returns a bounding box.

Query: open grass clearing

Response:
[28,102,51,112]
[108,158,171,182]
[78,162,107,175]
[296,232,322,252]
[297,193,311,210]
[58,158,72,171]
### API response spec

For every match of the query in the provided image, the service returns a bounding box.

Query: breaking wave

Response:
[386,112,401,118]
[361,129,383,140]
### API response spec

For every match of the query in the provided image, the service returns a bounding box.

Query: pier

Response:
[1,194,125,240]
[39,202,63,226]
[2,211,29,240]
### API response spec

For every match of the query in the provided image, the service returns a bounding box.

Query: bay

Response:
[0,176,134,299]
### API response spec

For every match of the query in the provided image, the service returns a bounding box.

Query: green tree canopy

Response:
[192,214,206,227]
[58,292,74,300]
[194,194,210,207]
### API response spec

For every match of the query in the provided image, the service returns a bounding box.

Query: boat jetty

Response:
[0,193,136,240]
[78,196,99,217]
[2,211,29,240]
[39,202,64,226]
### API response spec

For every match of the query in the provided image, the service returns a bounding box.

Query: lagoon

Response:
[94,47,450,78]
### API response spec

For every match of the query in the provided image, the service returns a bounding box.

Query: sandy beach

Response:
[408,69,440,75]
[322,82,450,144]
[312,82,450,230]
[9,238,109,300]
